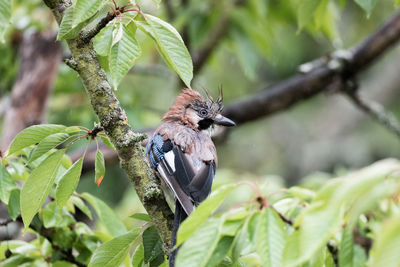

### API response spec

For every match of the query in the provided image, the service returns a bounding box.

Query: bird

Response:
[145,88,235,266]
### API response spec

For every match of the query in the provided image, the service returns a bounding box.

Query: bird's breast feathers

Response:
[156,122,217,167]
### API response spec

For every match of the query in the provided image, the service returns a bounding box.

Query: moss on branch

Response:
[43,0,174,250]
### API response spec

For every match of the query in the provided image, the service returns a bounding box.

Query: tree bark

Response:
[0,31,62,149]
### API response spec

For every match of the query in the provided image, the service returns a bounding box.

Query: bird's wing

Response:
[146,134,215,214]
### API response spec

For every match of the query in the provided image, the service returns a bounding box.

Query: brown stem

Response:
[78,12,116,45]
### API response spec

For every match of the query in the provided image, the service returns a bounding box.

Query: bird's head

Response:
[162,88,236,131]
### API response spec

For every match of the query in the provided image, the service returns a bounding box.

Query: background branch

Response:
[344,83,400,138]
[0,31,62,149]
[223,11,400,125]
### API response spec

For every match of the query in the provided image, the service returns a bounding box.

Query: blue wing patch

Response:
[145,134,173,168]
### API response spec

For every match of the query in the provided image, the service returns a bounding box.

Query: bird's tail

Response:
[169,200,188,267]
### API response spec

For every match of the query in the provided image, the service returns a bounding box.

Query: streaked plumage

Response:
[145,88,235,266]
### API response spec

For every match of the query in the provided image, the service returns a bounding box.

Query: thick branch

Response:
[223,11,400,125]
[43,0,174,250]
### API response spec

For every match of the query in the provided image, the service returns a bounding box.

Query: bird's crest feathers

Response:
[162,88,223,130]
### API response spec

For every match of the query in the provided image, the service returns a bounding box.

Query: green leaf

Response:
[255,208,286,267]
[339,0,347,8]
[177,184,236,246]
[112,22,124,46]
[0,240,29,260]
[41,202,75,228]
[206,236,234,267]
[29,133,70,163]
[130,212,151,222]
[61,154,73,170]
[53,261,78,267]
[101,136,116,150]
[73,0,104,27]
[0,0,11,43]
[296,0,320,31]
[109,22,141,89]
[135,14,193,88]
[370,215,400,267]
[221,218,245,236]
[354,0,377,16]
[20,149,65,229]
[8,124,66,156]
[282,202,342,267]
[71,195,92,219]
[7,189,20,220]
[287,186,316,201]
[94,23,114,56]
[0,164,17,204]
[176,217,223,267]
[63,126,82,134]
[1,254,32,267]
[132,244,145,267]
[309,247,330,267]
[142,226,164,263]
[339,225,354,267]
[231,214,255,262]
[282,159,400,266]
[353,245,367,267]
[55,157,84,207]
[88,229,140,267]
[81,193,127,236]
[95,148,105,186]
[57,6,87,40]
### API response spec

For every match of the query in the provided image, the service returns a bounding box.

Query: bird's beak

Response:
[213,114,236,127]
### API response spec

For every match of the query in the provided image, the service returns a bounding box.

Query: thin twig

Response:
[343,82,400,138]
[78,12,116,45]
[270,206,294,226]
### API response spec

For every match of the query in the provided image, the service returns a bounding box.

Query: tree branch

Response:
[343,81,400,138]
[0,31,62,149]
[223,11,400,125]
[78,12,116,45]
[43,0,174,251]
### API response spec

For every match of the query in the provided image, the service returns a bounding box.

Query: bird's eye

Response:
[199,109,208,117]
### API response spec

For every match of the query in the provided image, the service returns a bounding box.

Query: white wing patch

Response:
[164,151,176,172]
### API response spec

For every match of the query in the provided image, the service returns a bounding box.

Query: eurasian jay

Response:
[145,88,235,266]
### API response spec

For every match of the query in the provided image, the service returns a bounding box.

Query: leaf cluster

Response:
[2,124,400,267]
